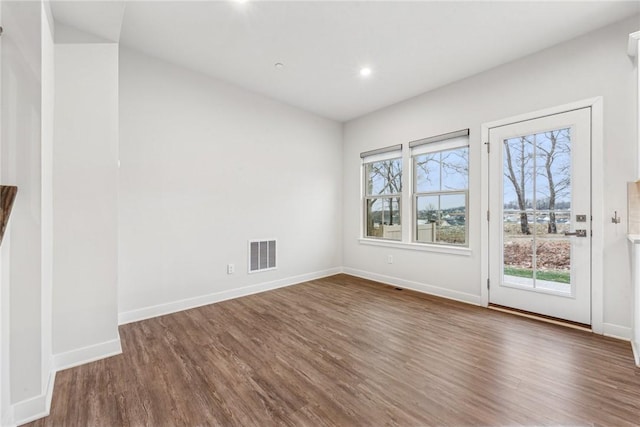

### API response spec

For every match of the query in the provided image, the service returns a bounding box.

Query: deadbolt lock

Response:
[576,214,587,222]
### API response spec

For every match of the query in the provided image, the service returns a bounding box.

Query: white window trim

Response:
[362,148,403,241]
[358,237,472,256]
[411,142,469,247]
[360,129,470,250]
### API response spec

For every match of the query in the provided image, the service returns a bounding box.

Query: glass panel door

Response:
[502,129,572,295]
[489,108,591,325]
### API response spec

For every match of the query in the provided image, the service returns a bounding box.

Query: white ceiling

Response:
[52,1,640,122]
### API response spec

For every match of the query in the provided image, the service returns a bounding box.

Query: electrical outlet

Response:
[227,264,235,274]
[387,255,393,264]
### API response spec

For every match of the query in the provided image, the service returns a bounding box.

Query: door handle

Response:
[564,229,587,237]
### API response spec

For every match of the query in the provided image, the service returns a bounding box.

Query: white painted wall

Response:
[118,48,343,319]
[40,0,55,405]
[0,0,44,409]
[0,3,6,423]
[343,16,639,331]
[0,2,6,422]
[53,44,119,357]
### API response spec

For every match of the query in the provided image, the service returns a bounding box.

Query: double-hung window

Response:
[410,130,469,246]
[361,145,403,240]
[361,130,469,248]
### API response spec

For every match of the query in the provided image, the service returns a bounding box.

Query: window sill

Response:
[358,238,472,256]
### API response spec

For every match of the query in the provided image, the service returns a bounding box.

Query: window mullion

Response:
[402,144,412,243]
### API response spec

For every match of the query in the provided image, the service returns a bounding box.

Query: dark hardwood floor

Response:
[27,274,640,426]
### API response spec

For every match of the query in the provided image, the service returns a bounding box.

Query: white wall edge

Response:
[53,335,122,372]
[10,369,55,427]
[342,267,482,306]
[628,30,640,57]
[602,323,632,341]
[632,340,640,367]
[590,97,605,335]
[480,121,490,308]
[118,267,344,325]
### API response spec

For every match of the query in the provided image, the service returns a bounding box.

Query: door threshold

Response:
[488,304,592,332]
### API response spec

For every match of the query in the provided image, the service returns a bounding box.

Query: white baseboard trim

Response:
[53,335,122,372]
[44,369,55,418]
[602,323,632,341]
[12,336,120,426]
[342,268,482,306]
[11,369,55,426]
[118,267,343,325]
[631,340,639,367]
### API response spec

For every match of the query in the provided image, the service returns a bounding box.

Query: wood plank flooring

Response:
[27,274,640,426]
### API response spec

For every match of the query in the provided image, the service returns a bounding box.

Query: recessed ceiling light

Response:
[360,67,372,77]
[275,62,284,69]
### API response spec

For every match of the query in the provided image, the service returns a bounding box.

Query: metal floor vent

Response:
[249,239,276,273]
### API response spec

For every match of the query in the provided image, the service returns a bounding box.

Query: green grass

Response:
[504,267,570,284]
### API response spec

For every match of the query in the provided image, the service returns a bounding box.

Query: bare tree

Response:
[415,154,438,191]
[441,149,469,185]
[504,136,533,235]
[415,149,468,191]
[368,160,402,225]
[537,130,570,234]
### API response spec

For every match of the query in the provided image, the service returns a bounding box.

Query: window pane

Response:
[365,159,402,196]
[441,147,468,190]
[415,147,468,193]
[415,153,440,192]
[535,129,571,212]
[416,195,439,242]
[503,228,534,288]
[502,128,572,295]
[416,194,466,245]
[365,197,401,240]
[503,136,534,216]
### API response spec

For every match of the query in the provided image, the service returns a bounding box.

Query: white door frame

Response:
[480,97,604,334]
